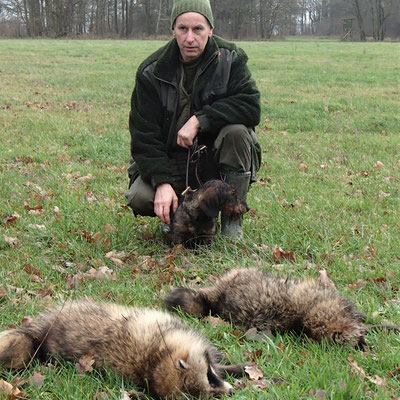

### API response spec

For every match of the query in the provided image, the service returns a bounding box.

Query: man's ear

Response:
[198,187,220,218]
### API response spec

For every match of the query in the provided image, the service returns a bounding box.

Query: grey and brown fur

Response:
[166,179,249,246]
[165,268,399,349]
[0,299,247,399]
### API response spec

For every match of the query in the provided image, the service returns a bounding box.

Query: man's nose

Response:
[186,30,194,42]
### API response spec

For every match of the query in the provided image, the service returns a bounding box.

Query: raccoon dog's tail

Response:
[164,287,212,317]
[0,330,36,369]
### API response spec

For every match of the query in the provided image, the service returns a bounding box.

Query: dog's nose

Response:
[246,205,250,212]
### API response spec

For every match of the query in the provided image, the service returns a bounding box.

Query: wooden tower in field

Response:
[341,18,354,41]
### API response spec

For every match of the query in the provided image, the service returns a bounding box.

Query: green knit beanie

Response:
[171,0,214,29]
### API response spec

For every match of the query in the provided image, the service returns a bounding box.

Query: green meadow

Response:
[0,38,399,399]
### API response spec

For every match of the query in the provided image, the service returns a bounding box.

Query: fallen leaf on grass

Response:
[28,224,46,231]
[298,162,308,172]
[374,161,384,169]
[76,354,95,375]
[0,286,7,298]
[348,279,367,290]
[252,377,270,390]
[0,379,26,398]
[87,266,117,281]
[204,316,229,328]
[273,247,295,262]
[4,235,19,247]
[348,358,386,387]
[244,327,273,342]
[29,371,45,387]
[378,190,390,198]
[318,269,336,289]
[4,213,20,225]
[93,392,111,400]
[306,388,327,398]
[244,363,264,381]
[120,388,146,399]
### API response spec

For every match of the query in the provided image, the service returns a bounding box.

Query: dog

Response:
[165,268,399,349]
[0,298,249,399]
[164,179,249,246]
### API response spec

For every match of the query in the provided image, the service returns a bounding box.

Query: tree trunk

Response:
[353,0,366,41]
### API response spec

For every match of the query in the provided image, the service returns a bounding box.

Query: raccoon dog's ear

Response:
[198,187,220,218]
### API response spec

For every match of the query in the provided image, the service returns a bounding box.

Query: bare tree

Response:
[352,0,366,40]
[369,0,391,40]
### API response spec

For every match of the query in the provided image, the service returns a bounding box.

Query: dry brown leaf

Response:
[0,286,7,298]
[318,269,336,289]
[378,190,390,198]
[298,162,308,172]
[273,247,295,263]
[4,214,20,225]
[251,377,270,390]
[244,363,264,381]
[348,358,386,387]
[348,279,367,290]
[92,232,103,243]
[28,224,46,231]
[76,173,93,182]
[76,354,95,375]
[204,316,229,328]
[29,371,45,387]
[22,316,35,327]
[374,161,384,169]
[0,379,23,397]
[93,392,111,400]
[4,235,19,247]
[87,266,117,281]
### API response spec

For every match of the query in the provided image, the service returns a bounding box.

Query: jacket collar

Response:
[153,36,220,83]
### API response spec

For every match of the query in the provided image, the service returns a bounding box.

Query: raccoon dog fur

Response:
[0,299,246,399]
[166,179,249,246]
[165,268,398,348]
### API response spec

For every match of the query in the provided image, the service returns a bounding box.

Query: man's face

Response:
[173,12,213,62]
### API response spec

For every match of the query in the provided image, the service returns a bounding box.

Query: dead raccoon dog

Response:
[0,299,247,399]
[165,179,249,247]
[165,268,399,349]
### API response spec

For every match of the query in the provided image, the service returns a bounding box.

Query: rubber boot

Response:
[220,171,251,240]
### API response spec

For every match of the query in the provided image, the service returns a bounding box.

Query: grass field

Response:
[0,38,399,399]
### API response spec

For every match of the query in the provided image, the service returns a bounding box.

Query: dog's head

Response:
[196,180,249,220]
[166,180,249,246]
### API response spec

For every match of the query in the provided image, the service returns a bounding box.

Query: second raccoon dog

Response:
[0,299,246,399]
[165,268,397,348]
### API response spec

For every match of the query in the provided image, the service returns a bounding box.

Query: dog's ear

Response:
[198,187,220,218]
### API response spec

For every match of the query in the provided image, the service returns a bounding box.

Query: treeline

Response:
[0,0,399,40]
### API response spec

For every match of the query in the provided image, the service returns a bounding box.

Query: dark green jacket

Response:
[129,35,261,188]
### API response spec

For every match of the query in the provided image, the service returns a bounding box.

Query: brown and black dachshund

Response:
[165,179,249,246]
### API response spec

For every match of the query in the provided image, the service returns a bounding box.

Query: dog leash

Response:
[184,138,207,197]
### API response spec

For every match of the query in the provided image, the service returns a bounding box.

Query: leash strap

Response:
[184,138,207,196]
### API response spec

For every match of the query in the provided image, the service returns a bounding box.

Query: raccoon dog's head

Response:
[150,330,233,399]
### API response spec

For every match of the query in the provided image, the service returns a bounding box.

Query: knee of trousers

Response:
[124,176,155,217]
[213,124,252,172]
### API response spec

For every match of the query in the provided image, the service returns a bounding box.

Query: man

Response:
[125,0,261,240]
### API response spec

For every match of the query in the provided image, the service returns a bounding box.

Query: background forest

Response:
[0,0,399,40]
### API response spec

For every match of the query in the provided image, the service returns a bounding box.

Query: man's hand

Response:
[154,183,178,224]
[177,115,200,148]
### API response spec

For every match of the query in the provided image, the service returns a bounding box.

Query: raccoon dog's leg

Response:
[206,346,248,379]
[0,330,37,369]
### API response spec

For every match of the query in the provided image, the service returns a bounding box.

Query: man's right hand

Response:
[154,183,178,224]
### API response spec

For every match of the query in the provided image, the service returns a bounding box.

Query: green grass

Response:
[1,38,399,399]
